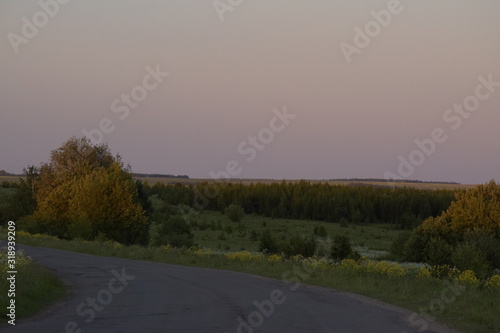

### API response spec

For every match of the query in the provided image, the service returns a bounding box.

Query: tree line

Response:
[148,181,458,229]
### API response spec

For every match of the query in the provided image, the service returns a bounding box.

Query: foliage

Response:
[149,180,456,227]
[26,137,149,245]
[417,181,500,237]
[330,235,354,260]
[401,181,500,274]
[258,229,280,254]
[225,204,245,222]
[313,224,328,237]
[389,230,411,260]
[424,237,453,266]
[1,167,38,221]
[0,248,65,322]
[281,234,317,258]
[451,243,491,279]
[149,215,194,248]
[8,216,500,333]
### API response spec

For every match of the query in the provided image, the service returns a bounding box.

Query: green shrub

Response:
[149,215,193,248]
[390,231,411,260]
[425,237,453,266]
[259,230,279,254]
[16,215,44,234]
[313,225,328,238]
[282,234,317,258]
[463,230,500,269]
[452,243,492,279]
[330,235,353,260]
[225,204,245,222]
[403,232,430,263]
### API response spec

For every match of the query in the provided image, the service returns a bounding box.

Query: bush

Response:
[403,232,430,263]
[225,204,245,222]
[281,234,317,258]
[149,215,193,248]
[17,215,45,235]
[425,237,453,266]
[463,230,500,269]
[452,243,492,279]
[330,235,353,260]
[259,230,279,254]
[313,225,328,238]
[390,231,411,260]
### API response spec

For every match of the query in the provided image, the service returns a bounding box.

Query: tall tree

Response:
[30,137,149,244]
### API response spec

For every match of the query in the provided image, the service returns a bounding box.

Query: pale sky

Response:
[1,0,499,184]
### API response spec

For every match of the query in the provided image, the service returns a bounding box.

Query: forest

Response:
[147,181,458,229]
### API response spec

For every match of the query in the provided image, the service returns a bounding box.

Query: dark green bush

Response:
[282,234,317,258]
[402,232,430,263]
[225,204,245,222]
[330,235,353,260]
[149,215,193,248]
[259,229,279,254]
[390,231,411,260]
[425,237,453,266]
[452,243,492,279]
[313,225,328,237]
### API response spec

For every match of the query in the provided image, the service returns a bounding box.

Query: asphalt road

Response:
[2,245,460,333]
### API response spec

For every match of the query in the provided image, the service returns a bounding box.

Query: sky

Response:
[1,0,499,184]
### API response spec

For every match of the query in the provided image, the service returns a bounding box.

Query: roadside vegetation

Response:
[0,249,66,324]
[1,230,498,333]
[1,137,499,332]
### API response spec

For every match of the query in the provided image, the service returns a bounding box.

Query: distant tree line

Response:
[329,178,460,185]
[133,173,189,179]
[147,181,457,229]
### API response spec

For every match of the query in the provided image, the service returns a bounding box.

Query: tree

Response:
[417,181,500,238]
[2,166,38,221]
[405,181,500,272]
[29,137,149,244]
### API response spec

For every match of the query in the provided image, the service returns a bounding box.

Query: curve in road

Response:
[2,245,461,333]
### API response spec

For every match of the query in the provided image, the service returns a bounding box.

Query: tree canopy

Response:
[27,137,149,244]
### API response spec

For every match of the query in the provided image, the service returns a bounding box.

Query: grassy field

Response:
[174,208,400,256]
[0,176,21,184]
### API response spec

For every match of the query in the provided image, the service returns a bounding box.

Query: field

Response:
[177,210,399,256]
[136,176,476,190]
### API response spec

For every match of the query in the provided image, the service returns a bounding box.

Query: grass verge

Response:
[3,230,500,333]
[0,248,66,324]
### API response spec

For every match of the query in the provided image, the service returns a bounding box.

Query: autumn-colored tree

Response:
[29,137,149,244]
[416,180,500,237]
[403,181,500,272]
